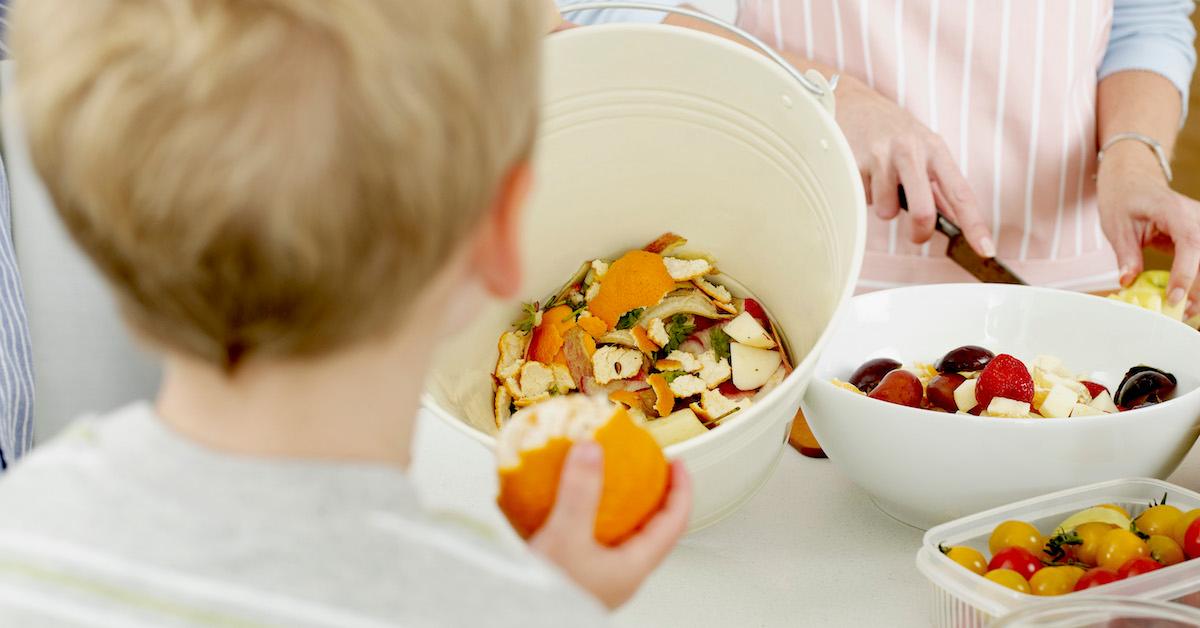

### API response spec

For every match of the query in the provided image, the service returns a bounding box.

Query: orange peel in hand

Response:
[587,250,675,329]
[495,395,669,545]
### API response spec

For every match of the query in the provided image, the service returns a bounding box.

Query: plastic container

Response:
[916,478,1200,628]
[422,20,866,530]
[992,597,1200,627]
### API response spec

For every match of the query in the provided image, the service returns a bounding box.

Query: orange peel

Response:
[496,396,668,545]
[577,315,607,339]
[631,325,659,354]
[587,250,675,329]
[529,304,575,363]
[647,374,675,418]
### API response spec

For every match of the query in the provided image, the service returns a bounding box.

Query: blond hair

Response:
[9,0,542,367]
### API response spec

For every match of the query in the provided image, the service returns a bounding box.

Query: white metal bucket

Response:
[423,19,866,529]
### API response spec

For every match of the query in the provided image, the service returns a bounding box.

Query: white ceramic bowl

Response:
[803,284,1200,530]
[422,24,865,529]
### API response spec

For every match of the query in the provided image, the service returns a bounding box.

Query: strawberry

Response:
[975,353,1034,407]
[1081,380,1109,398]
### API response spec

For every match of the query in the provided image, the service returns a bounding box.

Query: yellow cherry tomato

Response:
[1172,509,1200,547]
[985,569,1031,594]
[942,545,987,576]
[1148,534,1185,566]
[1098,503,1131,519]
[1096,528,1149,571]
[1136,505,1184,537]
[1075,522,1117,566]
[1029,566,1086,596]
[990,520,1045,556]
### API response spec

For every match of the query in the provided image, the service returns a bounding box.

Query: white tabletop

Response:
[411,408,1200,627]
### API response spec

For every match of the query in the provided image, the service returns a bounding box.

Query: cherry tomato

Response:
[1136,504,1183,537]
[1174,509,1200,548]
[1096,529,1149,571]
[1098,504,1132,519]
[985,568,1031,594]
[1117,556,1165,579]
[988,546,1043,581]
[1183,517,1200,559]
[1148,534,1186,566]
[1075,522,1117,567]
[989,520,1045,556]
[1029,566,1086,596]
[941,545,987,576]
[1073,567,1121,591]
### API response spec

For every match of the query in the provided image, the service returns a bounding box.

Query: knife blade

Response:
[898,187,1027,285]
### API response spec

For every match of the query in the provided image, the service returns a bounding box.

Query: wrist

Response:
[1098,138,1170,186]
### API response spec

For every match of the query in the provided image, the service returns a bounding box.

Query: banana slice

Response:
[1056,506,1131,534]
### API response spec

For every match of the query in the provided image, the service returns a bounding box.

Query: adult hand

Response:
[833,77,995,257]
[1097,140,1200,310]
[529,441,692,610]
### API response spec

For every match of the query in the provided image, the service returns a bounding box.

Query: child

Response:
[0,0,691,625]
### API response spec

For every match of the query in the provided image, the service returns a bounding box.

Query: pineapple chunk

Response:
[1039,384,1078,419]
[1070,403,1107,417]
[954,378,979,413]
[984,397,1032,418]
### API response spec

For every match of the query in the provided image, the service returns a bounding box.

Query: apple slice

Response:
[953,378,978,413]
[1088,390,1119,414]
[723,311,776,349]
[643,408,708,447]
[730,342,781,390]
[1039,383,1077,418]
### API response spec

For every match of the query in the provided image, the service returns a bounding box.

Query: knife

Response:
[898,186,1027,285]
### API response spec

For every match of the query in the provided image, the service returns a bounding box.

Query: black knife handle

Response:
[897,185,962,239]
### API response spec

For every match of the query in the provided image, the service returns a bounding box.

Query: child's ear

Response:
[472,161,531,299]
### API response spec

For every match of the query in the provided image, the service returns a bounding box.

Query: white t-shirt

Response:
[0,402,607,627]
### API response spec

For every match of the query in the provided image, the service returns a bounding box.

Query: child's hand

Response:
[528,441,692,610]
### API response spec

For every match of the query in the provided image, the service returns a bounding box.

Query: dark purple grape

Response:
[935,345,995,374]
[927,373,966,412]
[1115,366,1177,409]
[849,358,902,394]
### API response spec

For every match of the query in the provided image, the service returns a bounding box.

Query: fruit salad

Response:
[940,499,1200,596]
[837,346,1177,418]
[492,233,793,447]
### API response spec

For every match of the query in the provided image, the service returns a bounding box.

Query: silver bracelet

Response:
[1097,132,1173,183]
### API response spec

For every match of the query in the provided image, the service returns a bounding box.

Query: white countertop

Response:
[411,408,1200,627]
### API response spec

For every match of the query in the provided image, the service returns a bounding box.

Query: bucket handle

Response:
[557,2,839,114]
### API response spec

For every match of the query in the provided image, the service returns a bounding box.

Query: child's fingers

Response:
[540,441,604,540]
[617,460,692,570]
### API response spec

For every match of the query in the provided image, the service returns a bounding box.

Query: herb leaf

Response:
[661,314,695,354]
[709,326,731,361]
[514,301,540,333]
[660,370,686,383]
[616,308,644,330]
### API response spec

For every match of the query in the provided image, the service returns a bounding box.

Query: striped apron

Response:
[739,0,1118,292]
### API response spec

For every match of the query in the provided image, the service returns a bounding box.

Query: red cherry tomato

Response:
[1117,557,1164,579]
[742,298,768,324]
[988,546,1043,581]
[1073,567,1121,591]
[1184,517,1200,559]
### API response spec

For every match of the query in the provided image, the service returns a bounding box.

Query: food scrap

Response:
[492,233,793,447]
